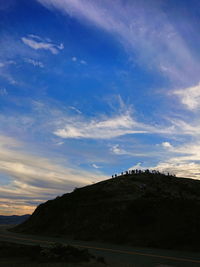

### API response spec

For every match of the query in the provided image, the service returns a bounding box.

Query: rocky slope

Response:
[13,173,200,250]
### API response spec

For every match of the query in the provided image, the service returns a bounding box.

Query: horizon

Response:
[1,0,200,215]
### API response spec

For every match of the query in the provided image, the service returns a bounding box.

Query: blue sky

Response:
[1,0,200,214]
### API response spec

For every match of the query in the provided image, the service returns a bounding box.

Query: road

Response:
[0,225,200,267]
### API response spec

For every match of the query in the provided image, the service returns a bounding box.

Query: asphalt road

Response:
[0,225,200,267]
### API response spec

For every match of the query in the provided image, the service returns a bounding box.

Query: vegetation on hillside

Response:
[0,241,105,266]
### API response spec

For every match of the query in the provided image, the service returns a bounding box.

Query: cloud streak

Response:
[24,58,44,68]
[21,35,64,54]
[37,0,200,83]
[2,98,200,215]
[0,135,106,215]
[173,82,200,111]
[53,111,149,139]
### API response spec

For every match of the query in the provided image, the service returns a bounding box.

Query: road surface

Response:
[0,225,200,267]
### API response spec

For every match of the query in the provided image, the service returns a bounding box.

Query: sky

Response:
[1,0,200,215]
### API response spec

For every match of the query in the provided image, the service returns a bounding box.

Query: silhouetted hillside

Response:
[0,214,30,225]
[13,173,200,251]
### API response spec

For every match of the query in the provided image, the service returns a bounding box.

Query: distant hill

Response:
[12,173,200,251]
[0,214,30,225]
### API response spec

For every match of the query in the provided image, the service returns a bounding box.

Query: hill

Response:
[0,215,30,225]
[12,172,200,251]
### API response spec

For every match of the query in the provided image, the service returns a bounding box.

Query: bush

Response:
[40,243,93,263]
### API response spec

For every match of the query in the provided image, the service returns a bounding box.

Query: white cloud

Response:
[110,144,156,158]
[72,56,77,62]
[168,143,200,162]
[161,141,173,149]
[110,144,123,155]
[71,57,87,65]
[168,118,200,137]
[92,163,100,169]
[0,135,96,185]
[173,82,200,111]
[54,111,149,139]
[58,43,64,49]
[147,141,200,179]
[80,59,87,65]
[0,60,16,68]
[151,160,200,180]
[21,35,64,54]
[110,144,138,156]
[128,162,143,170]
[25,58,44,68]
[3,97,200,192]
[0,98,177,142]
[56,141,64,146]
[69,106,82,114]
[28,34,43,40]
[37,0,200,83]
[53,103,185,140]
[6,60,16,65]
[0,71,17,85]
[0,59,17,84]
[0,134,106,214]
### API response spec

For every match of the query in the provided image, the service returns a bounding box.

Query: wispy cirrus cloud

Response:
[53,111,149,139]
[110,144,147,157]
[161,141,173,149]
[173,82,200,111]
[141,139,200,179]
[3,97,190,141]
[92,163,101,169]
[167,117,200,137]
[21,34,64,54]
[2,96,200,203]
[0,60,16,68]
[110,144,135,156]
[37,0,200,83]
[152,158,200,180]
[0,59,17,84]
[24,58,44,68]
[0,71,17,85]
[53,106,190,140]
[0,134,106,214]
[68,106,82,114]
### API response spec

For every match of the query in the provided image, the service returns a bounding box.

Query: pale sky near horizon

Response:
[1,0,200,215]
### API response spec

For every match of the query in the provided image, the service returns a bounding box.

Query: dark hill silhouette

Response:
[12,172,200,251]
